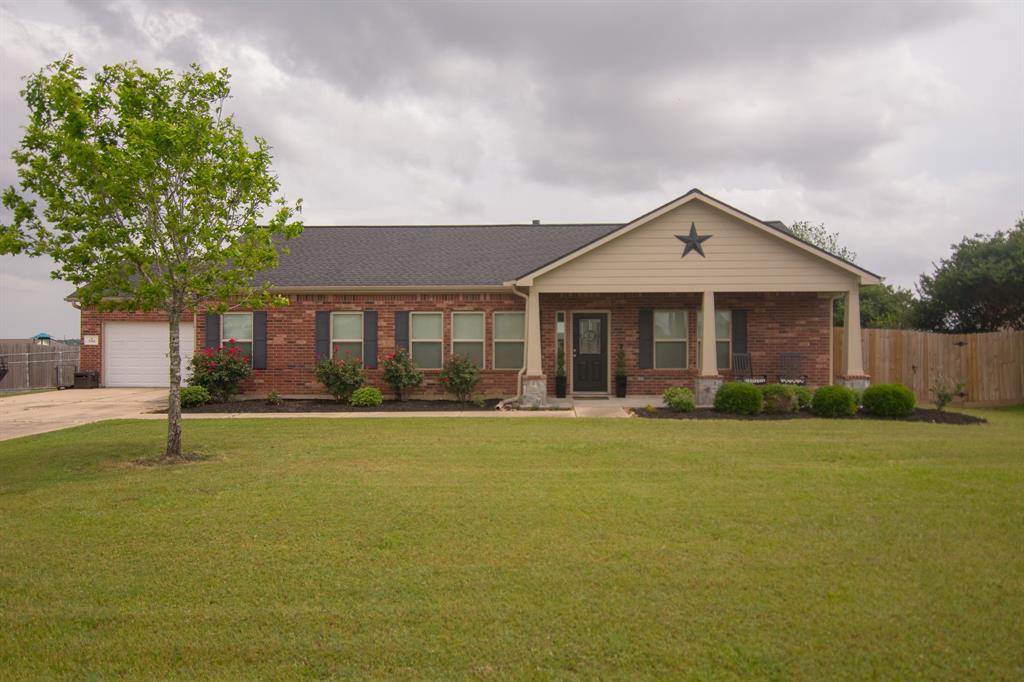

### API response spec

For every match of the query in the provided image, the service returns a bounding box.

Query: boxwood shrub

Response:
[811,385,858,417]
[662,386,696,413]
[180,385,210,408]
[793,385,813,411]
[861,383,915,417]
[714,382,763,415]
[760,383,797,413]
[349,386,384,407]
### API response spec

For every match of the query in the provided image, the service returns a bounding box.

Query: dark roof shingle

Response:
[259,224,622,287]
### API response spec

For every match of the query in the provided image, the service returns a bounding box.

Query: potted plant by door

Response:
[615,347,627,398]
[555,345,567,398]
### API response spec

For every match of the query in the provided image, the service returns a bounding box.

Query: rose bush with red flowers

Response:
[187,341,251,403]
[382,347,423,400]
[314,354,365,402]
[439,353,480,403]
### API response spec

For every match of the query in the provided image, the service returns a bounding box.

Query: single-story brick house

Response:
[77,189,879,405]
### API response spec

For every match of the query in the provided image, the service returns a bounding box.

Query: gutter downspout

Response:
[511,284,529,402]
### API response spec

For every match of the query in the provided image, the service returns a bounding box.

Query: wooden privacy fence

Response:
[0,342,80,392]
[833,328,1024,406]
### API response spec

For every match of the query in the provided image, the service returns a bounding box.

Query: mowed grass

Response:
[1,411,1023,680]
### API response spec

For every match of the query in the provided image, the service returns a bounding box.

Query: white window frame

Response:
[221,312,254,365]
[697,309,732,370]
[410,311,444,369]
[492,311,525,370]
[330,311,364,362]
[653,309,688,370]
[451,311,485,367]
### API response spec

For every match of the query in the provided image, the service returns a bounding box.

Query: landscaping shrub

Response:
[794,385,813,411]
[713,382,763,415]
[383,348,423,400]
[930,377,964,411]
[349,386,384,407]
[187,345,251,403]
[662,386,696,413]
[265,391,284,406]
[314,356,365,401]
[761,383,797,414]
[811,385,858,417]
[862,383,916,418]
[439,354,480,402]
[179,385,210,408]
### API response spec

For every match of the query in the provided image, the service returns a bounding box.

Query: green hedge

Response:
[714,382,763,415]
[349,386,384,407]
[180,385,210,408]
[861,383,916,417]
[793,386,813,411]
[811,385,858,417]
[760,383,797,414]
[662,387,696,413]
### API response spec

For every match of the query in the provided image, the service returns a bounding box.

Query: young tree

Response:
[913,219,1024,332]
[834,283,917,329]
[1,57,302,459]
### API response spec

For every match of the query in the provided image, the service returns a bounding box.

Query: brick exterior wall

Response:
[539,292,832,395]
[80,291,832,398]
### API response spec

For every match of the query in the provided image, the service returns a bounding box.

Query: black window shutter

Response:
[315,311,331,360]
[638,309,653,369]
[252,311,267,369]
[363,311,378,369]
[733,310,748,354]
[395,311,410,352]
[205,313,221,349]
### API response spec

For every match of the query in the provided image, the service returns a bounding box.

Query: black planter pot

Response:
[615,376,627,398]
[555,375,567,398]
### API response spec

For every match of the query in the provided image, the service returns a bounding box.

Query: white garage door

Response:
[104,322,196,387]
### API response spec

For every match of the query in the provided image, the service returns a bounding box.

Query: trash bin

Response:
[73,371,99,389]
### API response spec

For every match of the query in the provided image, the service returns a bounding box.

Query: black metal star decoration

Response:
[676,222,712,258]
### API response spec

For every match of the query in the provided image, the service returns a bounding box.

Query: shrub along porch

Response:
[78,189,880,405]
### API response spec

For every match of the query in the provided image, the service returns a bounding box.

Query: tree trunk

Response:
[166,309,183,458]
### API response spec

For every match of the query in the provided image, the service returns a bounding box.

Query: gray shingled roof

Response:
[258,224,623,287]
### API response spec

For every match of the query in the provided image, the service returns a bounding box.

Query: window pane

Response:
[494,341,524,369]
[578,318,602,354]
[223,313,252,340]
[716,341,730,369]
[333,341,363,361]
[332,313,362,340]
[412,313,442,340]
[453,341,483,367]
[716,311,731,340]
[453,313,483,340]
[655,341,686,369]
[412,341,442,368]
[654,310,686,339]
[494,312,524,340]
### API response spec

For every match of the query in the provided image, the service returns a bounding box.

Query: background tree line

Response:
[788,219,1024,333]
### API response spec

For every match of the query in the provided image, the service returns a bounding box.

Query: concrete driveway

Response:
[0,388,167,442]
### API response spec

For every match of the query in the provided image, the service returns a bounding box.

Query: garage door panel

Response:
[104,322,195,387]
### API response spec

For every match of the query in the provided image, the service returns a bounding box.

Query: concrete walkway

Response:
[0,387,168,441]
[1,390,661,442]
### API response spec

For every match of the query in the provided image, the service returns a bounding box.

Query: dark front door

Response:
[572,313,608,392]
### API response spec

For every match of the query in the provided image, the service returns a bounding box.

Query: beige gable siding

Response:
[533,201,859,293]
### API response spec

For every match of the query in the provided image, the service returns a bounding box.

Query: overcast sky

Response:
[1,0,1021,338]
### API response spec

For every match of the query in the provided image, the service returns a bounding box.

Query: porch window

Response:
[411,312,443,369]
[222,312,253,364]
[653,310,688,369]
[697,310,732,370]
[452,312,484,367]
[331,312,363,362]
[493,312,525,369]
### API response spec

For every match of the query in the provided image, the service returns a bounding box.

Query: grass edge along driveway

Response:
[1,409,1022,680]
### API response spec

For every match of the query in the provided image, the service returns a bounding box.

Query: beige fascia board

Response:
[269,285,514,294]
[516,190,881,286]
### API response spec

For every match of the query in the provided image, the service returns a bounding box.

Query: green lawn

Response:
[1,411,1022,680]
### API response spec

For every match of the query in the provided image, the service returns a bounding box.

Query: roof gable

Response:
[515,189,880,286]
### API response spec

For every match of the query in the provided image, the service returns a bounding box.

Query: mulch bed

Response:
[633,407,986,425]
[181,398,502,414]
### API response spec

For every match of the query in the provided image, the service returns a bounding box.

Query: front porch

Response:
[519,289,868,407]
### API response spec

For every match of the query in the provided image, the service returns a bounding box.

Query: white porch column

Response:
[695,289,723,407]
[521,286,547,406]
[700,289,718,376]
[839,286,870,390]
